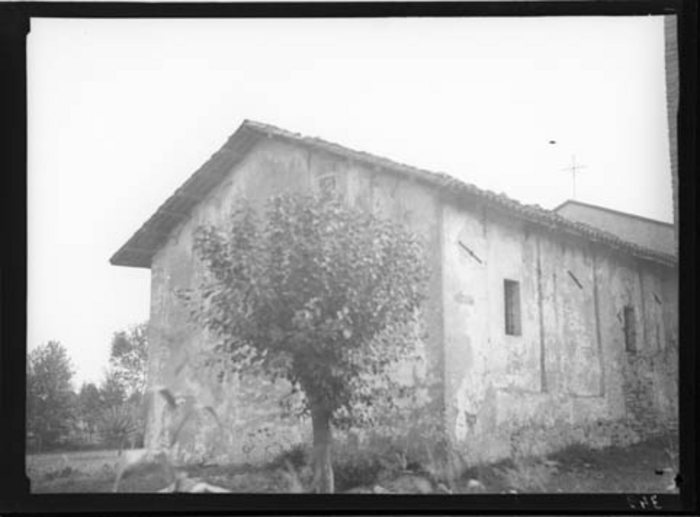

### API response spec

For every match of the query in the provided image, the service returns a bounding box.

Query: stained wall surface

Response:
[146,137,445,463]
[442,201,678,463]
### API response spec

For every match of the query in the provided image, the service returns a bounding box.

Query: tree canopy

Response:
[99,369,128,410]
[76,382,102,438]
[187,192,430,492]
[108,322,148,399]
[27,341,75,450]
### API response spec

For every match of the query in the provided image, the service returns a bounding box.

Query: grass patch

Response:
[28,434,679,494]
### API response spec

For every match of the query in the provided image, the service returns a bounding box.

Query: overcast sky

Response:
[27,16,673,387]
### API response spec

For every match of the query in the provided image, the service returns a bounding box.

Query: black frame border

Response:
[1,1,697,514]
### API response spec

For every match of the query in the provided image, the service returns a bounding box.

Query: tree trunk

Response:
[311,406,334,494]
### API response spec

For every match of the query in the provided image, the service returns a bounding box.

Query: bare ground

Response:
[28,434,679,494]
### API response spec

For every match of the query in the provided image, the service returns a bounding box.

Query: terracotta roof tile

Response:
[111,120,677,269]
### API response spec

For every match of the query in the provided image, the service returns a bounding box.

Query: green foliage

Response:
[75,382,103,442]
[269,443,310,471]
[497,457,558,493]
[108,322,148,399]
[328,431,466,492]
[332,446,385,491]
[273,438,388,492]
[362,368,444,457]
[42,466,77,482]
[186,192,430,423]
[98,404,143,452]
[99,370,127,410]
[94,322,148,450]
[27,341,76,451]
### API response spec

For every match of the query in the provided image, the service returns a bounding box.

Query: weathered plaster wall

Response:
[147,138,316,464]
[146,137,445,464]
[442,202,678,463]
[146,135,677,467]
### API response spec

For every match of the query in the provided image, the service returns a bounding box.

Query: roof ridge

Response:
[241,119,553,213]
[239,120,676,264]
[110,119,677,268]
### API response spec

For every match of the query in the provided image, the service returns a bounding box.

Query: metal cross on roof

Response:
[560,154,587,200]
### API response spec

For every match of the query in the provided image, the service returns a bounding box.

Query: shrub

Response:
[333,446,385,492]
[334,454,383,492]
[497,457,557,493]
[98,405,144,453]
[43,466,76,481]
[269,443,310,471]
[550,442,600,466]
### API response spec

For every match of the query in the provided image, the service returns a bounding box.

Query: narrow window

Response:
[504,280,522,336]
[567,270,583,289]
[624,306,637,352]
[458,240,482,264]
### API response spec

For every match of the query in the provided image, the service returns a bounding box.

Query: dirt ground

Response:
[27,434,679,494]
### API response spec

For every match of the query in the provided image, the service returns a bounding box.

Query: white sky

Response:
[27,16,673,387]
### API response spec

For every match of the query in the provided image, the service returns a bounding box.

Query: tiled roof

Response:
[110,120,678,269]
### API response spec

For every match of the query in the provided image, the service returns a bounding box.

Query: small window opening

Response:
[567,270,583,289]
[504,279,522,336]
[458,240,483,264]
[624,306,637,353]
[318,173,337,195]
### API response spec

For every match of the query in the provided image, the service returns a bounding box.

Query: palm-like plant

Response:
[98,404,143,456]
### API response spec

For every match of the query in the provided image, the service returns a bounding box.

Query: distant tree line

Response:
[26,323,148,454]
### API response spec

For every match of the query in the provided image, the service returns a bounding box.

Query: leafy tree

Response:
[99,369,127,410]
[98,323,149,451]
[108,322,148,399]
[26,341,76,451]
[94,372,146,451]
[76,382,103,442]
[187,193,430,493]
[98,405,142,455]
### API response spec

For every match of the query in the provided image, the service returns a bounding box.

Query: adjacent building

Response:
[554,200,676,257]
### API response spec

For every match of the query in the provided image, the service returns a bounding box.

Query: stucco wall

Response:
[146,136,677,466]
[146,137,445,464]
[555,202,676,257]
[442,202,678,463]
[146,138,316,464]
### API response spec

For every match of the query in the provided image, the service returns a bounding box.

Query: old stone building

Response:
[111,120,678,465]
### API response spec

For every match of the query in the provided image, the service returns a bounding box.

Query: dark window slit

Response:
[567,270,583,289]
[458,240,483,264]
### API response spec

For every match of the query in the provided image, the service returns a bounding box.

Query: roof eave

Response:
[109,122,264,268]
[110,119,678,270]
